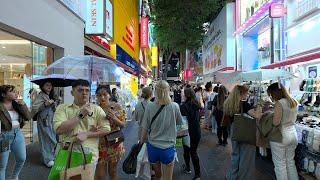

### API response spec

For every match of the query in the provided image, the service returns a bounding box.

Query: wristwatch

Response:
[78,112,85,119]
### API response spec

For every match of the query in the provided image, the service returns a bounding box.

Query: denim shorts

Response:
[146,142,175,165]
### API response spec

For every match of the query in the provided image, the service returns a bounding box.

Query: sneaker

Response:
[182,164,191,174]
[46,160,54,168]
[223,141,228,146]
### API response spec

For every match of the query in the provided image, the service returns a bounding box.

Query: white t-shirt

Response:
[9,110,20,126]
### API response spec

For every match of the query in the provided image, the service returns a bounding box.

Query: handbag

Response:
[123,105,165,175]
[122,143,143,174]
[60,142,94,180]
[231,102,257,145]
[0,133,14,153]
[105,129,125,146]
[221,113,231,127]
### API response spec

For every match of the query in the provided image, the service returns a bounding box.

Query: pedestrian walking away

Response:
[180,87,202,180]
[139,80,183,180]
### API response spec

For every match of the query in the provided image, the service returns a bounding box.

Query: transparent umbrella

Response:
[44,55,124,83]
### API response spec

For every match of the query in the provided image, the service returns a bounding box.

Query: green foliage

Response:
[150,0,232,52]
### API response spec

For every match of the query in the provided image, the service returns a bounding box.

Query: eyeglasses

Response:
[76,88,90,93]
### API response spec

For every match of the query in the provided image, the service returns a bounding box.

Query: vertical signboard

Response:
[85,0,104,34]
[151,46,158,67]
[105,0,113,38]
[140,17,149,48]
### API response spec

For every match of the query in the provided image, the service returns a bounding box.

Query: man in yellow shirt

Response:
[53,79,110,171]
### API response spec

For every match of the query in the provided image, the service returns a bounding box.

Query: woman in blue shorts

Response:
[140,80,183,180]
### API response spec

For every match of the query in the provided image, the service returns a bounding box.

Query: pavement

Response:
[6,120,276,180]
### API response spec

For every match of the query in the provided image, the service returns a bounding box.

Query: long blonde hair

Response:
[155,80,171,105]
[223,85,249,116]
[267,82,297,108]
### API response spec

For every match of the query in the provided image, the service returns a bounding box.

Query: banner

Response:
[140,17,149,48]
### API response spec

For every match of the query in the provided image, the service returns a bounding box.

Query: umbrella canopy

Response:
[232,69,296,82]
[30,74,77,87]
[44,55,124,83]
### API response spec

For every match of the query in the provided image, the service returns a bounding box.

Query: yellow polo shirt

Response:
[53,103,110,160]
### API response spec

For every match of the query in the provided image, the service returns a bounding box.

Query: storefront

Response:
[113,0,140,97]
[261,0,320,93]
[0,0,85,142]
[202,3,236,83]
[235,0,285,71]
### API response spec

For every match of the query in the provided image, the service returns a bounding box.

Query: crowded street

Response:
[6,121,276,180]
[1,0,320,180]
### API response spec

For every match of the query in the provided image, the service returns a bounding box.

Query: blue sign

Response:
[116,45,139,76]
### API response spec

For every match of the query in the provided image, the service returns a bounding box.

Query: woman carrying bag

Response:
[223,85,262,180]
[95,85,125,180]
[31,81,60,167]
[180,87,202,180]
[0,85,31,180]
[267,82,299,180]
[139,80,183,180]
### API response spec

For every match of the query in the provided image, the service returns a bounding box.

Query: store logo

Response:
[123,25,135,51]
[269,3,287,18]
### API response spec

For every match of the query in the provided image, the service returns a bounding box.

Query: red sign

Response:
[269,3,287,18]
[140,17,149,48]
[89,35,110,50]
[122,25,135,51]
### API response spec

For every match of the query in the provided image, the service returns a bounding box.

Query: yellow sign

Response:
[113,0,139,61]
[151,46,158,67]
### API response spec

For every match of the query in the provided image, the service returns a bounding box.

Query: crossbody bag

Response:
[149,105,165,135]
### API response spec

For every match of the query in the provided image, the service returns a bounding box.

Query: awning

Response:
[261,49,320,69]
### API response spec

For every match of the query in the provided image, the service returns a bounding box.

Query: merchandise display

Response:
[295,78,320,178]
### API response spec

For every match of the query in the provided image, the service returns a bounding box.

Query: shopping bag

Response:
[176,138,183,148]
[135,143,151,180]
[60,143,95,180]
[231,112,256,145]
[48,143,93,180]
[123,143,142,174]
[177,116,189,138]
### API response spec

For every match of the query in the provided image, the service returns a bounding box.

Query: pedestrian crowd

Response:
[0,78,299,180]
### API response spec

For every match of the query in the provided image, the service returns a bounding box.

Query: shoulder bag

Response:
[149,105,165,135]
[231,102,257,145]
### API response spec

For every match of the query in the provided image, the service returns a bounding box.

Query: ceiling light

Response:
[0,40,30,45]
[2,46,5,49]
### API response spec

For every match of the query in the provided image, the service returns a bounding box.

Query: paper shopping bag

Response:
[48,144,93,180]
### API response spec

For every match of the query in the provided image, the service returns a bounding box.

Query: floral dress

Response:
[99,104,125,163]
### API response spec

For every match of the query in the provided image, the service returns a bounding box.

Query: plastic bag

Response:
[135,143,151,180]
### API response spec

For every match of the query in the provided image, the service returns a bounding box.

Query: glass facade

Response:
[0,29,53,144]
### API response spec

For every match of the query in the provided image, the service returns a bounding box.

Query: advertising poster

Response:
[203,3,235,75]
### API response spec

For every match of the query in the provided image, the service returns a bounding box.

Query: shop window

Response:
[0,29,53,144]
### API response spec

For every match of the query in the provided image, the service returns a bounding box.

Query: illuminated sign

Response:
[269,3,286,18]
[105,0,113,38]
[85,0,104,34]
[140,17,149,48]
[151,46,158,67]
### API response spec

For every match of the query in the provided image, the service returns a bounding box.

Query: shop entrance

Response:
[0,29,53,144]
